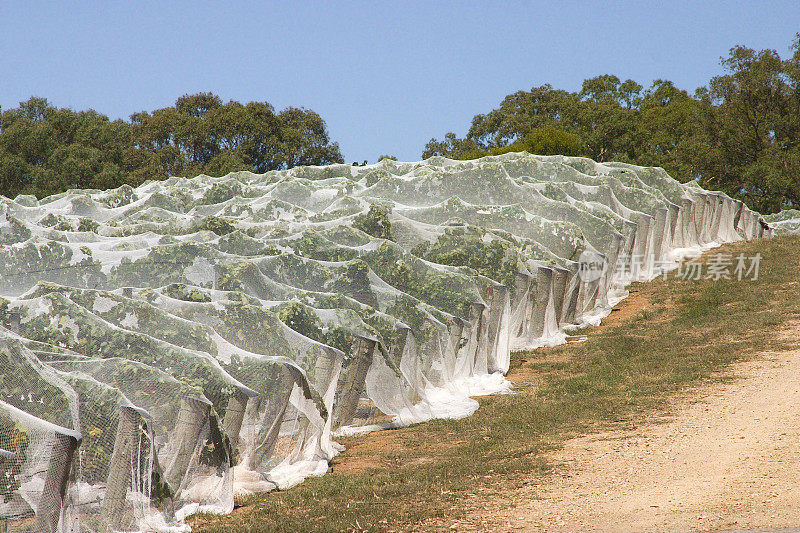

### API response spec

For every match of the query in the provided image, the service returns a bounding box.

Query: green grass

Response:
[192,236,800,533]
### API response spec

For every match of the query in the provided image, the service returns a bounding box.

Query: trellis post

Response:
[101,405,143,533]
[530,266,553,339]
[164,395,210,494]
[679,198,696,247]
[333,336,376,428]
[246,369,295,471]
[485,284,508,374]
[667,202,681,246]
[651,207,669,264]
[222,387,257,460]
[552,267,569,328]
[35,431,80,533]
[448,317,465,359]
[560,263,580,326]
[631,213,652,279]
[469,302,487,375]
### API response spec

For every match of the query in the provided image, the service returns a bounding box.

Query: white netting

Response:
[0,152,768,531]
[762,209,794,235]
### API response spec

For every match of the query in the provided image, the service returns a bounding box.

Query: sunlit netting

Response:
[0,152,769,532]
[764,209,800,235]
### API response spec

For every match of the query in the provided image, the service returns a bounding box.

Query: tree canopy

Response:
[423,34,800,213]
[3,35,799,214]
[0,93,343,199]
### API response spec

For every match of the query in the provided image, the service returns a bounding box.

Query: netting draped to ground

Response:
[0,153,769,532]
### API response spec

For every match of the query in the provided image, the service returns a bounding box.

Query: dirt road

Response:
[462,341,800,532]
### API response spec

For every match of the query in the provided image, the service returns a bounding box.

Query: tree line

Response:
[423,34,800,214]
[0,93,343,199]
[2,35,799,213]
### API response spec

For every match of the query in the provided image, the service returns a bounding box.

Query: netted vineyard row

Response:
[0,153,769,532]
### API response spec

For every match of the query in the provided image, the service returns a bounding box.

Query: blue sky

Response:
[2,1,799,163]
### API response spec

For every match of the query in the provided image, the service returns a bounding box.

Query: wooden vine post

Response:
[100,405,143,533]
[35,430,81,533]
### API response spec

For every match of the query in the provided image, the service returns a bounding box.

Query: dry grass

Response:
[192,236,800,532]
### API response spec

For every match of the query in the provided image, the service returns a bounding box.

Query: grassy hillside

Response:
[193,236,800,533]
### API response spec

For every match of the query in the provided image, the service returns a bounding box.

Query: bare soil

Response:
[449,325,800,532]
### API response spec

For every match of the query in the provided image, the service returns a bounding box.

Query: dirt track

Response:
[458,333,800,531]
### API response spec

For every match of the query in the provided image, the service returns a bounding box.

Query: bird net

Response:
[763,209,796,235]
[0,152,767,531]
